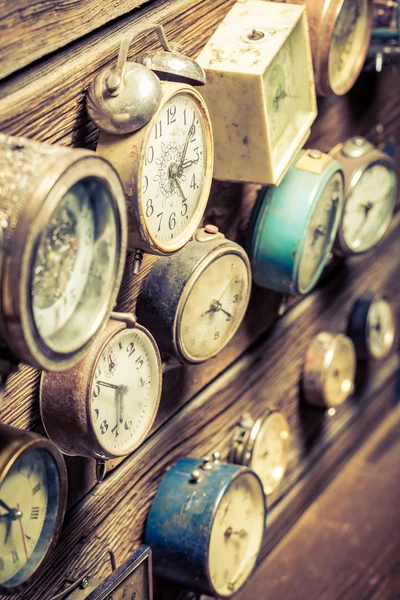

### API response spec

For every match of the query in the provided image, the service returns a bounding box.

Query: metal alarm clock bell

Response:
[330,137,397,256]
[145,454,267,598]
[248,149,345,296]
[0,423,67,595]
[0,133,127,372]
[87,24,213,272]
[197,0,317,186]
[291,0,374,95]
[137,226,251,364]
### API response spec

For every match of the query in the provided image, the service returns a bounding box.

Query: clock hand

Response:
[0,499,13,513]
[179,112,197,173]
[224,527,249,539]
[173,177,187,203]
[96,381,121,391]
[16,504,29,562]
[181,159,198,170]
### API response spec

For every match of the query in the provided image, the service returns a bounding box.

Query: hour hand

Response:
[96,381,120,391]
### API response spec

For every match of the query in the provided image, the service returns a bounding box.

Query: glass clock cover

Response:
[348,293,397,360]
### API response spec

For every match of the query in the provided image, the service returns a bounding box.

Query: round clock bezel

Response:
[327,0,373,96]
[335,155,397,256]
[348,293,397,361]
[40,319,162,461]
[174,244,251,364]
[0,426,67,595]
[137,86,213,254]
[1,153,127,372]
[303,332,356,408]
[293,168,344,295]
[230,409,290,496]
[206,467,267,598]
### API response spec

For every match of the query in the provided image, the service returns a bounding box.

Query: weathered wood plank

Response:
[0,1,154,80]
[237,404,400,600]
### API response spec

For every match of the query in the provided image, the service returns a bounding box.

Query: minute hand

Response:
[180,113,196,169]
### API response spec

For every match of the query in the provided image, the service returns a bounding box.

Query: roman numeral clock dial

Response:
[0,424,67,595]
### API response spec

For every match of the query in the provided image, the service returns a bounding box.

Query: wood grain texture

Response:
[237,404,400,600]
[0,0,152,80]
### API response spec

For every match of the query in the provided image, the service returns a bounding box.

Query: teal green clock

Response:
[248,149,345,295]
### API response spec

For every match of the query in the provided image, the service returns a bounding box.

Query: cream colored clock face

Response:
[178,252,250,362]
[208,472,265,596]
[367,299,396,359]
[328,0,369,93]
[90,327,160,456]
[265,21,313,171]
[323,337,356,406]
[0,449,60,588]
[298,171,343,293]
[251,412,290,495]
[141,93,208,251]
[342,163,395,253]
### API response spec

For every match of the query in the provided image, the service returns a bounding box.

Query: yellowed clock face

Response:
[367,299,396,360]
[323,336,356,406]
[251,412,290,495]
[328,0,369,94]
[208,472,265,596]
[0,449,61,590]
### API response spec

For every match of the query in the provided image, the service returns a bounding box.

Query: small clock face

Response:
[297,171,343,293]
[328,0,369,94]
[90,327,161,456]
[0,449,61,590]
[178,250,250,362]
[208,472,265,596]
[323,337,356,406]
[367,299,396,359]
[32,178,118,354]
[141,92,208,251]
[341,163,396,253]
[251,412,290,496]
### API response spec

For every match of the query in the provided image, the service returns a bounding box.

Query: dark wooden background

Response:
[0,1,399,599]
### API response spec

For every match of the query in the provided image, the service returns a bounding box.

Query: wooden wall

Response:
[0,1,400,599]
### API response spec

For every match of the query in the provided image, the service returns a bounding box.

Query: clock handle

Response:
[107,24,180,94]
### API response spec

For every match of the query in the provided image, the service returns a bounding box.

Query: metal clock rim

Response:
[293,165,345,295]
[0,427,67,596]
[1,152,127,372]
[336,154,397,256]
[85,320,163,460]
[173,242,251,364]
[325,0,374,96]
[205,466,267,598]
[137,84,214,255]
[364,295,396,360]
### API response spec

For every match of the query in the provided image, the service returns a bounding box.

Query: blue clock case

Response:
[145,457,267,597]
[248,151,344,295]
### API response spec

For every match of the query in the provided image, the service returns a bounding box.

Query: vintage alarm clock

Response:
[0,133,127,372]
[348,293,397,360]
[137,226,251,364]
[145,454,266,597]
[229,410,290,496]
[303,332,357,408]
[197,0,317,185]
[329,137,397,256]
[291,0,374,95]
[40,313,162,471]
[248,149,344,296]
[88,25,213,270]
[0,423,67,595]
[64,546,152,599]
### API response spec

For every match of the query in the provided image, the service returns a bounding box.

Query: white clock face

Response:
[208,472,265,596]
[298,171,343,293]
[329,0,369,93]
[141,92,208,251]
[32,178,118,354]
[342,163,396,253]
[251,412,290,496]
[265,24,313,170]
[367,299,396,360]
[0,449,61,589]
[178,251,250,362]
[90,327,161,456]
